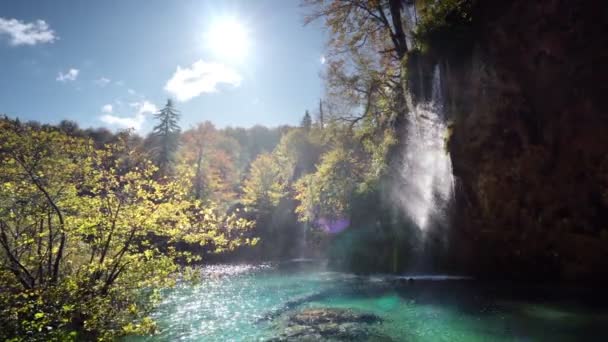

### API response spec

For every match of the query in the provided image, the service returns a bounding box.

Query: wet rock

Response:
[435,0,608,281]
[290,308,380,326]
[269,308,388,341]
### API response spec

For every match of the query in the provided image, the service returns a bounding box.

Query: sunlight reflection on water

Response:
[123,263,608,342]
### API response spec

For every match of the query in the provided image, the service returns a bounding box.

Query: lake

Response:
[124,261,608,341]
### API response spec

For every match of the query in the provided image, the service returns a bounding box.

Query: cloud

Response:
[0,17,57,46]
[127,88,136,95]
[94,77,111,87]
[164,60,242,102]
[99,115,142,131]
[101,104,113,113]
[56,68,79,82]
[320,55,326,64]
[134,100,157,114]
[100,100,158,131]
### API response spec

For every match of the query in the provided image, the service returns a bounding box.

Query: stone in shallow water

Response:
[269,308,389,341]
[291,308,380,325]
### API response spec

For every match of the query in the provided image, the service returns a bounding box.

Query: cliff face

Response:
[441,0,608,279]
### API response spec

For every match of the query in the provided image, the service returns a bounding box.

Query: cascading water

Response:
[396,64,455,235]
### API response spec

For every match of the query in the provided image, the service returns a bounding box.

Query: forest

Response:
[1,0,607,341]
[1,82,405,340]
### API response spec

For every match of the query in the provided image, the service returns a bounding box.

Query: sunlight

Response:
[1,1,605,341]
[205,17,250,62]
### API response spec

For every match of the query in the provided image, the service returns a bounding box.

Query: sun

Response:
[205,17,251,62]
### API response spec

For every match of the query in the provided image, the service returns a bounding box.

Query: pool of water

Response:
[124,261,608,341]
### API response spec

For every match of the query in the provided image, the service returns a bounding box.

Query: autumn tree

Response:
[179,122,240,205]
[0,118,254,340]
[304,0,412,136]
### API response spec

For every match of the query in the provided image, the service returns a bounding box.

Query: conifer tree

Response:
[301,110,312,132]
[152,99,181,175]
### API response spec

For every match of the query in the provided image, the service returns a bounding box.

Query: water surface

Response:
[125,261,608,341]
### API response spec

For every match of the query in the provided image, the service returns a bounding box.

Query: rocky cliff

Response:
[423,0,608,280]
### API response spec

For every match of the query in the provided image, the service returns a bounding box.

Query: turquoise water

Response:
[125,262,608,341]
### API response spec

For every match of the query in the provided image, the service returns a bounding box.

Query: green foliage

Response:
[293,121,395,224]
[414,0,474,59]
[0,119,254,340]
[274,128,322,180]
[241,153,287,212]
[223,125,287,173]
[295,146,365,222]
[235,125,325,259]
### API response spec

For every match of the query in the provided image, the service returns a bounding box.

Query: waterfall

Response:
[396,64,455,233]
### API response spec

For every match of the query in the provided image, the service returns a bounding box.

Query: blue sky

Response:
[0,0,328,132]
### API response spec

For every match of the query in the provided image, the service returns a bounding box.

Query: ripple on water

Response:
[123,264,608,342]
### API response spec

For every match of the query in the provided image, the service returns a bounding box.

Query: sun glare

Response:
[206,17,250,62]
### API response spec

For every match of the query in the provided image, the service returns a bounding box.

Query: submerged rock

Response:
[269,308,389,341]
[290,308,380,326]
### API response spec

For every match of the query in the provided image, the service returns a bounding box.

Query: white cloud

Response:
[94,77,111,87]
[100,100,158,131]
[164,60,242,102]
[127,88,136,95]
[56,68,79,82]
[99,115,142,131]
[320,55,326,64]
[101,104,113,113]
[0,17,57,46]
[135,100,157,114]
[115,80,125,87]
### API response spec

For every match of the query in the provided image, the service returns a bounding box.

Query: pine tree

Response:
[152,99,181,175]
[301,110,312,132]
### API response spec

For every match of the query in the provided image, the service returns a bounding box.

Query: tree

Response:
[301,110,312,132]
[152,99,181,176]
[274,128,322,181]
[58,119,82,136]
[0,119,254,340]
[222,125,287,175]
[180,122,215,200]
[241,153,287,213]
[179,122,240,205]
[304,0,411,132]
[294,145,365,223]
[318,99,325,129]
[0,120,87,289]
